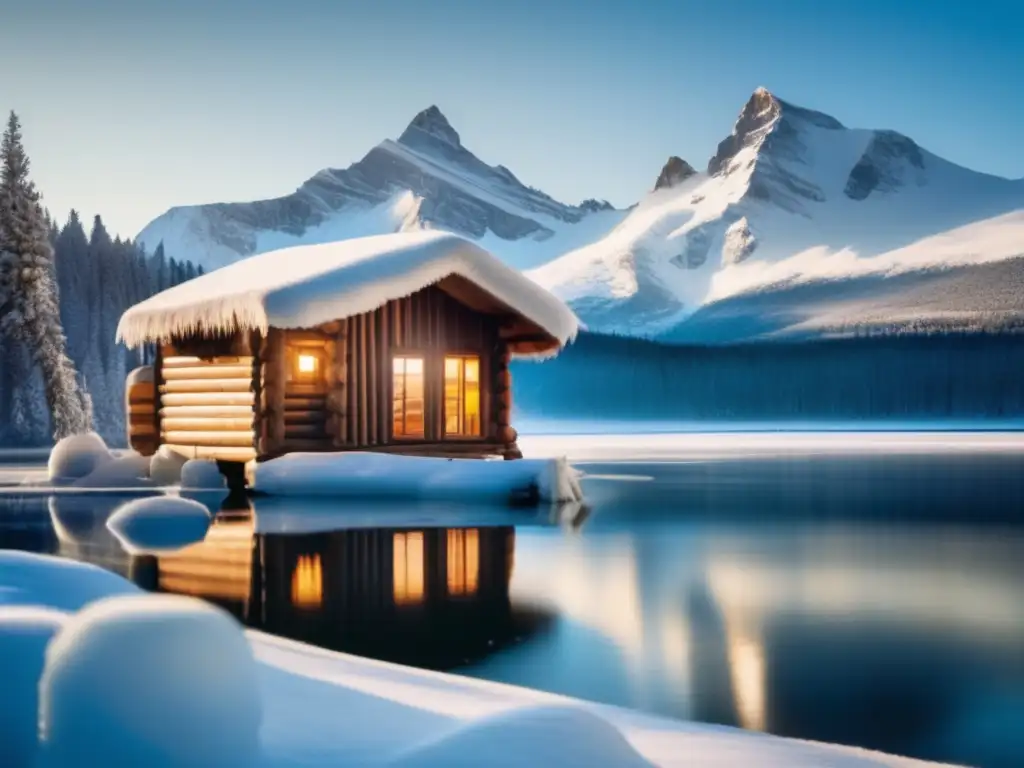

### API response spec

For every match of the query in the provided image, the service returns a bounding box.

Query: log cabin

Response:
[117,231,578,466]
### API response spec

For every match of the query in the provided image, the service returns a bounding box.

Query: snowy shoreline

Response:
[0,551,948,767]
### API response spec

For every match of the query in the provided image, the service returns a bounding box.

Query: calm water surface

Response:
[1,445,1023,768]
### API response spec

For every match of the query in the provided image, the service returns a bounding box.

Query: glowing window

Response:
[290,554,323,609]
[392,356,425,438]
[446,528,479,596]
[444,355,481,437]
[393,531,424,605]
[297,354,317,374]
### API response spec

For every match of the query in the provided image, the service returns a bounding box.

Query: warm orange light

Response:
[444,355,481,436]
[291,554,323,609]
[393,532,425,605]
[297,354,317,374]
[447,528,480,596]
[393,356,425,437]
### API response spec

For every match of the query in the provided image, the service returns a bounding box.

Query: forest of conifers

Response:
[512,330,1024,424]
[0,213,197,446]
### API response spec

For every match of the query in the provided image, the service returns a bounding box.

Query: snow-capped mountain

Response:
[530,88,1024,334]
[138,89,1024,340]
[137,106,624,271]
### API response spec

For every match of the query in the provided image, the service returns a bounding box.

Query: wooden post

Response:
[358,315,368,447]
[494,342,520,459]
[368,311,377,445]
[337,320,350,447]
[251,330,263,458]
[259,329,287,457]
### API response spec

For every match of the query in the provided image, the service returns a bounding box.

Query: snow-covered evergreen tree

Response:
[0,111,91,439]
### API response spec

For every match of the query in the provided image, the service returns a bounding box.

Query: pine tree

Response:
[0,111,92,439]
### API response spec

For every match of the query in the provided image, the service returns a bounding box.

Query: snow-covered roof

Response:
[117,231,579,358]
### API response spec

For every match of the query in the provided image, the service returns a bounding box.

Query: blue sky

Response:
[1,0,1021,238]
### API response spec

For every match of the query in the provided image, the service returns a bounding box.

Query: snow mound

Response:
[47,432,112,484]
[0,551,139,612]
[38,594,263,768]
[389,705,653,768]
[70,452,154,489]
[44,434,155,489]
[105,496,212,554]
[0,606,68,768]
[251,452,585,504]
[180,459,227,490]
[149,445,188,486]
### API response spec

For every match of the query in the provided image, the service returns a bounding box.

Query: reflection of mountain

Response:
[141,505,532,669]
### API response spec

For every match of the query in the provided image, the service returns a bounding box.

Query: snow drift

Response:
[0,606,68,768]
[38,594,263,768]
[250,452,585,505]
[0,551,949,768]
[387,705,653,767]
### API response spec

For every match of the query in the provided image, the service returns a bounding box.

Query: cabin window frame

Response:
[442,351,485,441]
[391,351,427,440]
[286,344,326,389]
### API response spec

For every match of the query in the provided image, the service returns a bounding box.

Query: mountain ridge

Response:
[137,89,1024,340]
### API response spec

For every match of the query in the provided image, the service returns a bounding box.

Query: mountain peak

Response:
[707,87,844,176]
[654,156,697,191]
[400,105,462,148]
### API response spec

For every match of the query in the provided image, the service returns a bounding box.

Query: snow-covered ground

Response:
[0,551,948,767]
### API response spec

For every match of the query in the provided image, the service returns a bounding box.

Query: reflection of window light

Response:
[447,529,480,596]
[297,354,317,374]
[393,532,424,605]
[291,554,323,609]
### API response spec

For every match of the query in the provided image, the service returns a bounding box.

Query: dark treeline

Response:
[512,331,1024,422]
[0,212,199,446]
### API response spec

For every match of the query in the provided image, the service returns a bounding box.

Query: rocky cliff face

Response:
[654,156,697,191]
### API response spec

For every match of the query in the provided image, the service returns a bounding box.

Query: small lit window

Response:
[292,349,322,381]
[393,356,425,438]
[444,355,481,437]
[297,354,317,374]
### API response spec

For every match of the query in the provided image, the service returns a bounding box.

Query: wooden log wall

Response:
[158,335,258,462]
[280,330,331,453]
[493,343,520,459]
[341,285,501,448]
[258,329,287,457]
[125,365,157,456]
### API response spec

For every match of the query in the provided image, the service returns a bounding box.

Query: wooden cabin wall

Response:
[280,330,332,453]
[125,366,157,456]
[157,333,258,462]
[340,285,503,449]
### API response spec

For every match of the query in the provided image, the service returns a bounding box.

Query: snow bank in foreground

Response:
[39,594,262,768]
[0,551,138,611]
[251,452,584,504]
[1,552,944,768]
[388,705,653,767]
[0,606,68,768]
[106,496,212,554]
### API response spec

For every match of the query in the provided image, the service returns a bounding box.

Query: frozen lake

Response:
[1,432,1023,768]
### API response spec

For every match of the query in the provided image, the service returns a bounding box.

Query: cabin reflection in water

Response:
[134,509,520,669]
